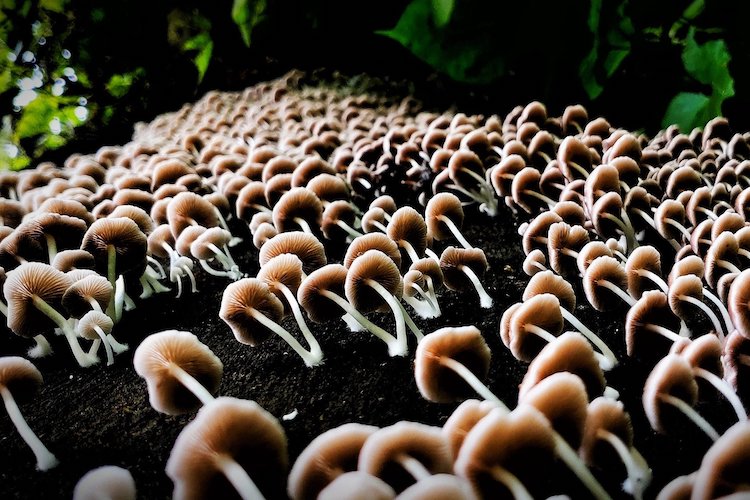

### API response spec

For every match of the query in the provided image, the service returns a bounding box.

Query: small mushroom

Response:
[317,471,395,500]
[439,247,493,309]
[73,465,136,500]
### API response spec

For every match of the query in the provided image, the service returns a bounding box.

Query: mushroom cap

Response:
[38,198,94,225]
[32,213,89,252]
[692,421,750,500]
[523,270,576,311]
[272,187,323,233]
[4,262,71,338]
[642,354,699,434]
[190,227,232,261]
[219,278,284,346]
[723,330,750,393]
[361,207,388,234]
[0,356,42,402]
[625,245,663,299]
[358,421,453,491]
[454,405,555,499]
[321,200,357,240]
[626,290,682,363]
[414,326,491,403]
[583,256,629,311]
[317,471,395,500]
[235,181,269,222]
[656,473,695,500]
[166,397,287,500]
[442,399,498,460]
[257,253,304,311]
[439,246,488,292]
[397,474,478,500]
[387,206,428,259]
[518,331,606,401]
[518,371,589,449]
[287,423,378,500]
[109,204,155,236]
[167,192,219,238]
[252,222,278,250]
[259,232,326,275]
[672,333,724,376]
[668,254,705,286]
[81,217,147,277]
[425,193,464,242]
[410,258,444,288]
[667,274,704,320]
[307,173,350,204]
[175,225,206,257]
[522,211,562,255]
[729,269,750,339]
[297,264,348,323]
[77,310,114,340]
[62,274,113,318]
[133,330,223,415]
[507,294,563,362]
[580,397,634,469]
[706,232,741,288]
[370,195,397,214]
[345,250,403,313]
[73,465,136,500]
[51,249,96,272]
[344,233,401,270]
[547,222,589,276]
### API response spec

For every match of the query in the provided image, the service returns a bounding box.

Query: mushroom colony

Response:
[1,69,750,499]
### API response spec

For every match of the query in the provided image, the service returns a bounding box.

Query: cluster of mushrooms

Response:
[1,69,750,499]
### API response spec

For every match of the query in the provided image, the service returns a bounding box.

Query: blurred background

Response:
[0,0,745,170]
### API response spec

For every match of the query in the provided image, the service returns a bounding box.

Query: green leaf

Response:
[682,29,733,98]
[14,93,58,140]
[231,0,266,47]
[662,92,710,130]
[604,48,629,78]
[39,0,66,13]
[431,0,453,27]
[0,67,12,94]
[106,68,144,98]
[184,33,213,82]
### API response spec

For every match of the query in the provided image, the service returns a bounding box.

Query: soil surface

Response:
[0,198,740,499]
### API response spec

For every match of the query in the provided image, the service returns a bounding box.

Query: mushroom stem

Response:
[601,213,637,254]
[250,309,322,367]
[552,433,613,500]
[632,208,656,229]
[596,429,651,500]
[278,286,323,361]
[147,256,166,279]
[399,240,421,264]
[215,454,266,500]
[293,217,314,235]
[370,219,388,234]
[489,466,534,500]
[678,295,726,340]
[523,189,556,209]
[559,308,618,370]
[692,367,747,422]
[106,334,129,354]
[199,259,237,279]
[365,279,408,356]
[397,454,431,481]
[44,234,57,264]
[31,296,96,368]
[697,207,718,220]
[636,270,668,293]
[0,386,59,471]
[566,160,590,179]
[597,280,637,307]
[646,324,684,343]
[403,294,436,319]
[319,289,405,356]
[664,219,692,242]
[717,259,742,274]
[437,356,509,411]
[425,276,441,316]
[702,288,734,333]
[525,324,558,344]
[105,245,117,320]
[437,215,473,249]
[397,302,423,341]
[0,299,6,317]
[168,363,216,406]
[425,248,440,262]
[336,220,363,239]
[341,312,366,332]
[656,393,719,441]
[458,264,493,308]
[93,325,115,366]
[28,334,52,358]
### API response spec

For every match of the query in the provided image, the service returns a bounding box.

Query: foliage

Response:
[231,0,266,47]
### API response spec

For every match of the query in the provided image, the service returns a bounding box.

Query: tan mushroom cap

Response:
[190,227,232,261]
[133,330,223,415]
[291,157,336,187]
[668,254,705,286]
[77,310,114,340]
[387,206,428,259]
[557,136,592,181]
[307,173,350,204]
[522,211,562,255]
[297,264,348,323]
[166,397,287,500]
[439,246,488,292]
[583,256,629,311]
[498,302,522,349]
[370,195,397,215]
[62,274,112,318]
[262,155,297,183]
[668,274,705,320]
[723,330,750,393]
[361,207,388,234]
[287,423,378,500]
[397,474,478,500]
[345,250,403,313]
[220,278,284,345]
[317,471,395,500]
[51,249,95,272]
[425,193,464,241]
[523,270,576,311]
[32,212,89,252]
[0,356,43,402]
[257,253,304,310]
[729,269,750,339]
[321,200,357,240]
[167,192,219,238]
[442,399,498,460]
[358,421,453,490]
[506,293,563,362]
[580,397,634,469]
[4,262,71,338]
[626,290,682,363]
[252,222,278,250]
[235,181,269,222]
[109,205,156,236]
[706,232,742,288]
[414,326,491,403]
[73,465,136,500]
[518,372,589,449]
[692,421,750,500]
[259,232,326,275]
[411,257,444,288]
[175,225,206,257]
[454,405,555,499]
[642,354,699,434]
[81,217,148,277]
[272,187,323,233]
[344,233,401,270]
[38,198,94,226]
[545,222,588,276]
[625,245,663,299]
[672,333,724,376]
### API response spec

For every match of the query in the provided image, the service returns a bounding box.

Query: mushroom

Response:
[425,193,473,249]
[259,231,327,276]
[344,233,402,271]
[626,290,684,364]
[583,256,636,310]
[396,474,477,500]
[446,150,497,215]
[166,191,220,238]
[317,471,395,500]
[73,465,136,500]
[287,423,378,500]
[669,275,727,340]
[272,187,323,235]
[321,200,362,240]
[691,420,750,499]
[441,399,499,460]
[77,311,117,366]
[500,294,564,362]
[147,224,197,298]
[133,330,222,414]
[386,207,428,264]
[190,227,243,280]
[166,397,287,500]
[0,356,58,470]
[439,246,493,308]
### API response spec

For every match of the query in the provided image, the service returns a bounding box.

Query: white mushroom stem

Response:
[399,240,421,264]
[319,289,405,357]
[341,313,366,332]
[365,279,409,356]
[403,294,436,319]
[250,310,322,367]
[600,213,637,253]
[437,356,509,410]
[168,363,216,406]
[458,264,493,308]
[559,308,618,370]
[525,324,558,343]
[87,339,100,357]
[657,393,719,441]
[596,280,637,307]
[716,259,742,274]
[146,256,166,279]
[677,295,726,340]
[213,208,243,247]
[114,275,125,323]
[636,269,668,293]
[31,296,97,368]
[0,386,59,471]
[397,302,423,341]
[92,325,114,366]
[438,215,473,249]
[425,277,441,316]
[521,189,557,209]
[693,367,747,422]
[105,245,118,320]
[336,220,363,239]
[106,334,128,354]
[596,429,651,500]
[397,453,432,482]
[703,288,734,333]
[645,324,684,343]
[215,454,266,500]
[278,286,323,361]
[199,259,237,280]
[369,219,388,234]
[293,217,314,235]
[489,466,534,500]
[552,432,613,500]
[28,334,52,358]
[44,234,57,264]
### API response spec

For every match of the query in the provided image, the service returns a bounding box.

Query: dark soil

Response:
[0,200,740,499]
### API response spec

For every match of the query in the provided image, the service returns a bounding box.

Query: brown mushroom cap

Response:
[425,193,464,242]
[166,396,287,500]
[414,325,491,403]
[723,330,750,394]
[387,206,428,260]
[317,471,395,500]
[287,423,378,500]
[4,262,71,338]
[642,354,699,434]
[235,181,269,222]
[51,249,95,272]
[546,222,589,276]
[521,211,562,255]
[370,195,397,215]
[77,310,114,341]
[692,421,750,500]
[358,421,453,491]
[345,250,403,313]
[523,270,576,311]
[109,205,155,236]
[81,217,148,277]
[166,192,219,238]
[133,330,223,415]
[62,274,112,318]
[344,233,401,270]
[397,474,477,500]
[668,254,705,286]
[175,225,206,258]
[272,187,324,233]
[259,232,326,275]
[219,278,284,346]
[296,264,348,323]
[439,246,488,292]
[706,232,742,288]
[625,245,664,299]
[626,290,682,363]
[321,200,358,240]
[257,253,304,311]
[667,274,706,320]
[505,293,563,362]
[442,399,498,460]
[729,269,750,339]
[0,356,43,402]
[73,465,136,500]
[583,256,629,311]
[580,397,634,470]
